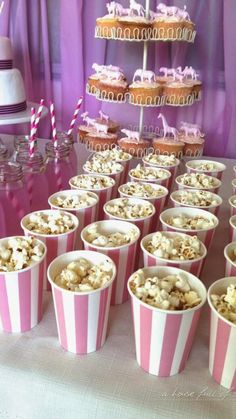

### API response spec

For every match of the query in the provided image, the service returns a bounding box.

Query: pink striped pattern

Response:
[34,99,45,136]
[225,259,236,277]
[0,101,27,114]
[109,171,123,198]
[0,258,45,333]
[67,97,83,136]
[74,205,97,249]
[0,59,13,69]
[84,241,138,305]
[131,297,202,376]
[120,160,131,185]
[29,107,36,157]
[51,283,112,354]
[50,101,57,148]
[229,225,236,242]
[24,230,77,291]
[209,309,236,391]
[143,253,205,277]
[97,187,113,220]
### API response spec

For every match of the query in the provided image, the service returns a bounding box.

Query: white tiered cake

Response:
[0,36,26,114]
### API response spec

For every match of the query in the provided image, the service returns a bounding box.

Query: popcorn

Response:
[191,162,218,171]
[144,232,203,260]
[105,199,154,219]
[130,269,201,310]
[51,193,97,209]
[70,175,113,189]
[84,223,138,247]
[0,237,44,272]
[25,211,76,235]
[143,154,178,166]
[165,214,216,230]
[54,258,114,291]
[84,157,123,174]
[130,164,170,180]
[178,173,219,189]
[95,148,131,161]
[120,182,166,198]
[211,284,236,324]
[173,190,219,207]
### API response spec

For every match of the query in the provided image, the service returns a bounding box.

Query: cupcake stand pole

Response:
[138,0,150,134]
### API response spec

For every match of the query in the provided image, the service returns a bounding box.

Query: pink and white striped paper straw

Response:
[33,99,45,137]
[29,107,36,157]
[48,189,98,249]
[208,277,236,391]
[21,210,79,290]
[68,97,83,136]
[47,250,116,354]
[50,101,57,148]
[81,220,140,305]
[128,266,207,376]
[141,232,207,278]
[0,237,46,333]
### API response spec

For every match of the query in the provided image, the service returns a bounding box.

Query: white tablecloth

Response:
[0,137,236,419]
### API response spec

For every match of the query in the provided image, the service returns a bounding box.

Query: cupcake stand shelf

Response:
[87,0,201,137]
[0,101,48,126]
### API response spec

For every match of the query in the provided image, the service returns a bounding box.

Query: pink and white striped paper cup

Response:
[21,210,79,291]
[224,242,236,277]
[103,197,156,268]
[186,160,226,180]
[127,266,207,376]
[142,156,180,190]
[129,166,171,189]
[160,207,219,250]
[48,189,98,250]
[229,216,236,242]
[69,174,115,221]
[81,220,140,305]
[170,189,222,216]
[0,237,46,333]
[118,182,168,231]
[175,174,221,194]
[83,164,124,199]
[232,180,236,195]
[141,231,207,278]
[208,277,236,391]
[47,250,116,354]
[229,196,236,217]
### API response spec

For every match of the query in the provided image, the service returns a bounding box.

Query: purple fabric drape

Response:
[0,0,236,157]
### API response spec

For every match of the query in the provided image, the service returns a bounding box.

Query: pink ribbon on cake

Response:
[0,60,13,69]
[0,101,27,114]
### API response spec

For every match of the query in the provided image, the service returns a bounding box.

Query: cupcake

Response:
[117,15,151,40]
[129,69,163,106]
[178,121,205,156]
[118,129,150,158]
[153,138,185,158]
[95,6,120,39]
[151,4,195,42]
[86,130,118,151]
[88,64,128,101]
[164,80,193,105]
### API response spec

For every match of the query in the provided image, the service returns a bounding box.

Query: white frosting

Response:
[0,69,26,106]
[0,37,13,61]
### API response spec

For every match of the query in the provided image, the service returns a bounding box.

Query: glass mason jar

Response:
[44,142,74,195]
[57,131,77,173]
[13,135,39,161]
[16,151,49,211]
[0,162,30,238]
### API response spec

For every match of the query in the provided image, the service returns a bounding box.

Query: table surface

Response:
[0,137,236,419]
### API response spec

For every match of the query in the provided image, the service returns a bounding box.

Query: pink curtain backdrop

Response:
[0,0,236,157]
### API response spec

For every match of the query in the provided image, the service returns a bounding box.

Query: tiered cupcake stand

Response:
[87,0,200,139]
